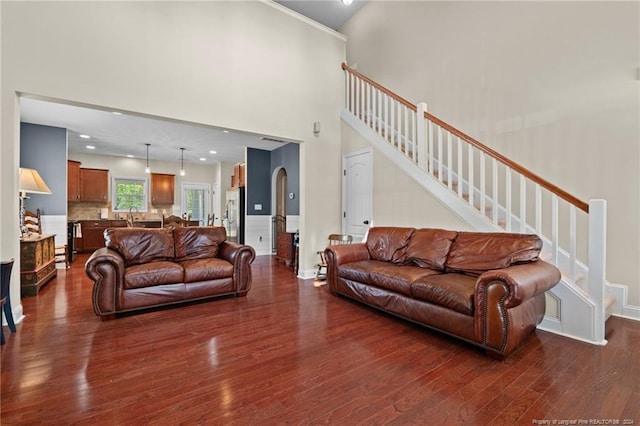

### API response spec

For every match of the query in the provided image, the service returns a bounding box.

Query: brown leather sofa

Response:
[85,226,255,319]
[325,227,561,359]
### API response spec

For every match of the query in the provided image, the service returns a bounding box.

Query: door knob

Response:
[363,220,370,225]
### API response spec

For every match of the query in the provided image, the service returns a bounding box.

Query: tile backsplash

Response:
[68,202,170,221]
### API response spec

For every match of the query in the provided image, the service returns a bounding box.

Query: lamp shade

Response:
[19,168,52,194]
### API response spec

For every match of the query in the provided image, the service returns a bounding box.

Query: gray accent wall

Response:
[271,143,299,215]
[246,148,272,215]
[20,122,67,215]
[246,143,300,216]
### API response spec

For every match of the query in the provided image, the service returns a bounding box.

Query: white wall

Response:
[1,2,345,317]
[342,1,640,306]
[342,123,471,231]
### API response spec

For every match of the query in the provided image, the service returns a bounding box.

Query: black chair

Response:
[1,258,17,345]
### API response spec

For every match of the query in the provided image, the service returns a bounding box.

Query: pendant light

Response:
[179,147,186,176]
[144,143,151,174]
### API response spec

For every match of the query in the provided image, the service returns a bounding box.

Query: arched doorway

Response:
[274,167,287,233]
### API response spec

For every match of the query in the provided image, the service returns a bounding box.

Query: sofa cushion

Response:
[124,261,184,289]
[404,228,458,271]
[338,260,388,283]
[445,232,543,276]
[174,226,227,261]
[105,227,175,266]
[365,227,415,264]
[411,273,476,316]
[180,258,234,283]
[369,264,441,297]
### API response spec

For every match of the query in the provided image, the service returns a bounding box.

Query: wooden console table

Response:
[20,234,57,297]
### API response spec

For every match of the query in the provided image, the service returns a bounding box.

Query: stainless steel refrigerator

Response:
[224,186,245,243]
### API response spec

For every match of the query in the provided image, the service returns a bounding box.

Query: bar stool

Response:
[1,258,17,345]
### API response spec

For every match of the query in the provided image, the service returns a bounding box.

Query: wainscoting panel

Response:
[245,215,272,256]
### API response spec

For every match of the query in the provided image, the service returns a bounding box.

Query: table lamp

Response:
[19,167,51,237]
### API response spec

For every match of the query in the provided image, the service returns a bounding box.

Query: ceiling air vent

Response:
[260,136,288,144]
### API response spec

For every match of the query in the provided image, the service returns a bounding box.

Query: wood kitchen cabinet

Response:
[79,168,109,202]
[231,163,246,188]
[151,173,175,205]
[67,160,81,201]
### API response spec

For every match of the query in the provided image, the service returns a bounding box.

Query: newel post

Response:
[588,199,607,344]
[416,102,428,171]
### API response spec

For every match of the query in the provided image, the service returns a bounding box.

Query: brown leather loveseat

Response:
[325,227,561,359]
[85,226,255,319]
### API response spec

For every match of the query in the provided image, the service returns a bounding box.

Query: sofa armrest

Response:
[324,243,370,288]
[474,260,561,356]
[85,248,126,316]
[325,243,370,267]
[475,260,561,309]
[219,241,256,294]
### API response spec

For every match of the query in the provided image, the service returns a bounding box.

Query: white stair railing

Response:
[342,62,608,344]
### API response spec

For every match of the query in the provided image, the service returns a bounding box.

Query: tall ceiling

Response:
[274,0,367,31]
[18,1,365,165]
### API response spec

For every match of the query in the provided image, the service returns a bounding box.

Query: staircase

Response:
[341,62,618,345]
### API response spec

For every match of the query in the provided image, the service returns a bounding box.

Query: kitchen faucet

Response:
[128,207,139,227]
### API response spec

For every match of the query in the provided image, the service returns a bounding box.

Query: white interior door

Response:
[343,149,372,242]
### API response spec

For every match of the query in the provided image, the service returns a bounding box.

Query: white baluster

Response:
[480,152,486,216]
[505,166,512,231]
[437,127,443,182]
[519,175,526,232]
[457,137,463,198]
[428,120,434,174]
[404,105,409,158]
[447,132,453,191]
[387,98,396,146]
[416,103,427,171]
[355,77,360,119]
[344,71,349,110]
[366,83,371,127]
[349,73,354,113]
[360,79,365,119]
[468,146,474,208]
[377,90,382,136]
[569,204,577,287]
[384,94,389,140]
[492,158,498,225]
[410,110,416,163]
[551,194,559,264]
[535,184,542,235]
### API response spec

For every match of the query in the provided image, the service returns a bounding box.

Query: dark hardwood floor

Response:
[1,254,639,425]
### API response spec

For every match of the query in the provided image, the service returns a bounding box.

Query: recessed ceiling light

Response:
[112,111,122,115]
[223,130,229,133]
[126,154,134,158]
[199,157,206,161]
[342,0,353,4]
[80,134,91,139]
[86,145,95,150]
[209,150,217,154]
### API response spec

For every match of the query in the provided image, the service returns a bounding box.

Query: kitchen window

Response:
[112,177,148,212]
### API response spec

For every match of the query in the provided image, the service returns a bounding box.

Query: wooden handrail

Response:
[342,62,417,112]
[341,62,589,213]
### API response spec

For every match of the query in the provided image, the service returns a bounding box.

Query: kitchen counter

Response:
[75,219,201,253]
